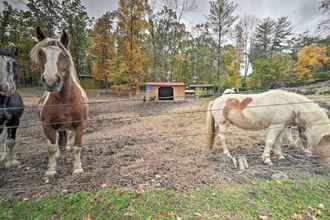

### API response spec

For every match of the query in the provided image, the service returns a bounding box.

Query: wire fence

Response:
[1,92,330,195]
[2,95,330,129]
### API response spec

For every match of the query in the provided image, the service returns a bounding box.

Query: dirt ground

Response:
[0,93,330,199]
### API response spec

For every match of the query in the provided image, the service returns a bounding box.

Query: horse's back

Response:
[210,90,309,127]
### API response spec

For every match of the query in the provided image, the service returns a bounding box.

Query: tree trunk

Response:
[217,26,222,83]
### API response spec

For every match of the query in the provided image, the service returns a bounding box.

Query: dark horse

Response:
[0,48,24,168]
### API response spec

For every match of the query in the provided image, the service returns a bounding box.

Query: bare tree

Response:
[235,15,258,82]
[319,0,330,34]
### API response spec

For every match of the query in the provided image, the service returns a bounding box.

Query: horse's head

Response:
[31,27,71,92]
[0,48,18,95]
[313,134,330,163]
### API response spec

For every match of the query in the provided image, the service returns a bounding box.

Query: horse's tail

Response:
[58,130,68,148]
[206,101,216,149]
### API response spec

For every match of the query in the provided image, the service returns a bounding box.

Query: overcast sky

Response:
[3,0,325,34]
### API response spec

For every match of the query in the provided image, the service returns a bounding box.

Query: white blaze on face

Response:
[0,56,9,84]
[42,46,61,86]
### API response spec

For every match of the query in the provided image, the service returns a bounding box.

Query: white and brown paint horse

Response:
[206,90,330,166]
[31,27,88,177]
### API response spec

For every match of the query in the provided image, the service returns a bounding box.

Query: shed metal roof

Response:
[146,82,185,86]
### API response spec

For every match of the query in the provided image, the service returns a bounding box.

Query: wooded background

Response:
[1,0,329,91]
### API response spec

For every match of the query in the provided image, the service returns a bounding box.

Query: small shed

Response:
[145,82,185,101]
[189,84,215,97]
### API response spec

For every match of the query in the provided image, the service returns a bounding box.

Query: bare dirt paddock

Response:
[1,93,330,199]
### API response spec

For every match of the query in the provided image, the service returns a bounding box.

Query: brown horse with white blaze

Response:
[31,27,88,177]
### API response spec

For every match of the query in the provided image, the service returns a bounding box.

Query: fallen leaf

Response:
[83,214,92,220]
[194,212,203,220]
[259,215,268,220]
[159,211,175,217]
[136,184,145,194]
[95,196,104,203]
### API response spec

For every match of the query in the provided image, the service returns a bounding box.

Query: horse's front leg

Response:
[218,123,237,168]
[72,126,84,174]
[262,125,284,165]
[2,119,21,168]
[43,124,58,177]
[0,126,5,162]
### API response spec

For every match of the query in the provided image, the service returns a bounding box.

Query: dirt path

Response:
[0,96,329,199]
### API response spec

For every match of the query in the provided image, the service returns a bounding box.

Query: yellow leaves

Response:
[294,44,330,79]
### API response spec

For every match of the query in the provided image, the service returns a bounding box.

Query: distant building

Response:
[189,84,215,97]
[145,82,185,101]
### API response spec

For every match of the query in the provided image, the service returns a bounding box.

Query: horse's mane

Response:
[0,49,15,58]
[30,38,80,84]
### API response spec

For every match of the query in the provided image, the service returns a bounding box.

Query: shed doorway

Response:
[158,87,174,100]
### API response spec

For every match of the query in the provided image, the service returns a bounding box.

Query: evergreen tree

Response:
[208,0,238,84]
[271,16,292,55]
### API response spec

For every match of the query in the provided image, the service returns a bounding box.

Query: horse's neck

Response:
[58,72,79,102]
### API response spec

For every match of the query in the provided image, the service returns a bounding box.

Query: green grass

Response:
[1,177,330,220]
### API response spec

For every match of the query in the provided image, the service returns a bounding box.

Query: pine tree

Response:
[208,0,238,83]
[252,18,275,59]
[271,17,292,55]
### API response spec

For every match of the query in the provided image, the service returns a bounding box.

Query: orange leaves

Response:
[294,44,329,79]
[117,0,149,84]
[83,214,92,220]
[88,13,117,81]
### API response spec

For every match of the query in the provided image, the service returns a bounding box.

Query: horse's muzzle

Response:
[42,75,63,92]
[0,82,15,95]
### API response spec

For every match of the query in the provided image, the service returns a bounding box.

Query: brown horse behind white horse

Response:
[206,90,330,167]
[31,27,88,177]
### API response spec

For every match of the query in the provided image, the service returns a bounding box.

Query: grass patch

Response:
[0,177,329,220]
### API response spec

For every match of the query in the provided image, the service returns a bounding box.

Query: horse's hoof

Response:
[0,155,6,163]
[277,154,286,160]
[5,159,20,168]
[238,156,249,170]
[231,157,238,168]
[55,151,60,159]
[66,146,71,151]
[263,158,273,166]
[73,168,84,175]
[45,170,57,177]
[212,148,221,154]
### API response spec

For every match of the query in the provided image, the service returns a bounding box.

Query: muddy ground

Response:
[0,93,330,199]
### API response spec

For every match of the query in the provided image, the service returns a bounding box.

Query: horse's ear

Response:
[36,26,46,41]
[319,134,330,145]
[13,48,19,57]
[314,134,330,161]
[60,30,69,49]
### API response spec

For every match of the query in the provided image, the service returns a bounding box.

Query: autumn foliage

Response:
[294,44,330,79]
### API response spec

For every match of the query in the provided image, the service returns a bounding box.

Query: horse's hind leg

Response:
[72,126,84,174]
[4,120,20,168]
[273,136,285,160]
